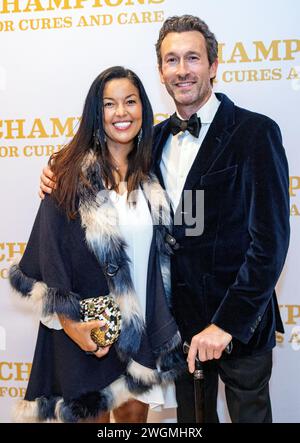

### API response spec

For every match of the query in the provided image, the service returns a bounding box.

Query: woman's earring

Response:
[94,129,100,147]
[94,129,107,147]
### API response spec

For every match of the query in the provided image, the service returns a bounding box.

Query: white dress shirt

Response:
[160,93,220,212]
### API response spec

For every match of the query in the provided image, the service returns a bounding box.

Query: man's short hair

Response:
[155,15,218,69]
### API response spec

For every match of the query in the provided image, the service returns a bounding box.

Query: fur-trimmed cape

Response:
[9,152,185,423]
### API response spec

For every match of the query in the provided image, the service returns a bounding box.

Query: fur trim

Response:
[43,288,81,321]
[114,291,144,355]
[126,360,158,384]
[13,376,134,423]
[38,396,61,421]
[13,399,39,423]
[158,346,187,384]
[54,399,64,422]
[78,152,179,370]
[159,254,171,304]
[114,291,143,324]
[125,374,154,395]
[78,152,173,334]
[9,263,36,298]
[9,263,47,304]
[31,282,48,303]
[116,317,144,356]
[58,391,110,422]
[142,175,172,300]
[142,174,172,227]
[13,360,163,422]
[102,376,132,410]
[78,159,145,360]
[9,264,81,321]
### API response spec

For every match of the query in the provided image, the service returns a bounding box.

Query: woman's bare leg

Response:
[113,399,149,423]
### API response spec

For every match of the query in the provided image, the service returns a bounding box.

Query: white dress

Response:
[110,188,177,411]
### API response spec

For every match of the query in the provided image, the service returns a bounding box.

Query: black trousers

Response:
[176,351,273,423]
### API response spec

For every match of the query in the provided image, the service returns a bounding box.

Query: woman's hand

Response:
[59,316,111,358]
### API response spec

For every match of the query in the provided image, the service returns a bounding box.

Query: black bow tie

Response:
[170,112,201,138]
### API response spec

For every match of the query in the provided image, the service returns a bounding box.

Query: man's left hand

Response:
[187,324,232,372]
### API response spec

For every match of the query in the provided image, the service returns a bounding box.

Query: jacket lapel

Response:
[183,93,236,192]
[153,119,172,189]
[172,95,235,220]
[153,94,236,219]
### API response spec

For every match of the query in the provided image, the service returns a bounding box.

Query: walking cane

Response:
[183,340,233,423]
[183,341,205,423]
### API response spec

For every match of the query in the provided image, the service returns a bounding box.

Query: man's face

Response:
[159,31,218,118]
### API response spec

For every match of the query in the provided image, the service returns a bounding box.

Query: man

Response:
[40,15,290,423]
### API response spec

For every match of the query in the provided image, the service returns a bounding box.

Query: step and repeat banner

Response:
[0,0,299,423]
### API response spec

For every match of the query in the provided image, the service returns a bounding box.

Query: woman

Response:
[9,66,184,423]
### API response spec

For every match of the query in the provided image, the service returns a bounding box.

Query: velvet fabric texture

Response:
[153,93,290,357]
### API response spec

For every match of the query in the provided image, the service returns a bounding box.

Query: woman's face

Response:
[102,78,143,148]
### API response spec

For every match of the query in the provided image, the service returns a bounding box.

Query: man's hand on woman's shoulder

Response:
[39,165,56,199]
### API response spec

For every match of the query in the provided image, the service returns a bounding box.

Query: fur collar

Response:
[78,151,172,361]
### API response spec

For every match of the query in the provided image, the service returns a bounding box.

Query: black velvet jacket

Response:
[153,93,290,356]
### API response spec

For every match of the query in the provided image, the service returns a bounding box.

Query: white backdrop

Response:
[0,0,299,423]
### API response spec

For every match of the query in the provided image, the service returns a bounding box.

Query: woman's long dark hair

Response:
[50,66,154,218]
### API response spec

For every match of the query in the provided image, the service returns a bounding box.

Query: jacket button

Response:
[165,233,180,251]
[165,233,176,245]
